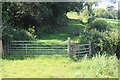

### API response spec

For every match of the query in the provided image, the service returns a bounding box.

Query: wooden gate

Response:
[68,37,92,58]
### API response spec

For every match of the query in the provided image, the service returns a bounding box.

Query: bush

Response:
[2,26,34,45]
[79,30,118,54]
[90,19,108,32]
[88,17,96,24]
[102,11,114,19]
[72,24,85,36]
[93,8,114,19]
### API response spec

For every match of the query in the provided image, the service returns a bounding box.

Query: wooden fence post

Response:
[37,42,38,53]
[7,42,10,55]
[89,41,91,55]
[73,42,76,55]
[26,44,27,55]
[5,43,8,55]
[68,37,71,57]
[0,40,3,57]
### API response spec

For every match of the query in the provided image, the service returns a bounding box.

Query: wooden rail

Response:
[68,37,92,58]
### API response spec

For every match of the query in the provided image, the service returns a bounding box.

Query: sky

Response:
[93,0,120,10]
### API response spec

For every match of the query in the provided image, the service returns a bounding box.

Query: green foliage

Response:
[93,8,115,19]
[88,16,96,23]
[118,10,120,19]
[2,26,34,45]
[84,2,95,17]
[79,30,118,54]
[0,4,86,29]
[72,26,83,36]
[96,18,118,31]
[2,2,83,36]
[80,7,89,19]
[90,19,108,31]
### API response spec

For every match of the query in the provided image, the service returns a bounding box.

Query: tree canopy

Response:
[2,2,83,30]
[2,2,84,40]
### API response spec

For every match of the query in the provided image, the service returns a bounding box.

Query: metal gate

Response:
[8,41,67,56]
[5,37,92,57]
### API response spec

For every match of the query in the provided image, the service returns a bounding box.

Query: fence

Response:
[6,37,92,57]
[0,40,3,57]
[8,41,67,56]
[68,37,92,57]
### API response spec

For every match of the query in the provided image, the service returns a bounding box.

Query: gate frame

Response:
[67,37,92,58]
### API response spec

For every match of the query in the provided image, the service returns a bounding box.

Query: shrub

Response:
[79,30,118,55]
[93,8,114,19]
[2,26,34,45]
[102,11,114,19]
[88,16,96,24]
[90,19,108,32]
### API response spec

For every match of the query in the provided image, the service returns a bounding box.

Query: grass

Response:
[25,11,117,46]
[66,12,79,20]
[1,11,119,78]
[66,11,88,22]
[38,35,80,45]
[1,54,118,78]
[0,58,2,78]
[38,25,83,44]
[37,12,119,45]
[67,11,119,30]
[8,49,68,56]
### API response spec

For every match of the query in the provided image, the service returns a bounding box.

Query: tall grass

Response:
[1,54,118,78]
[0,58,2,78]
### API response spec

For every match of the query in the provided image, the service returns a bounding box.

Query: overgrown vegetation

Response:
[79,29,118,54]
[66,9,118,55]
[2,2,83,40]
[93,8,117,19]
[90,18,108,31]
[1,54,118,78]
[1,1,119,78]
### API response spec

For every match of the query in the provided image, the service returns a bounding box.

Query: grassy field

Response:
[66,11,119,30]
[1,12,119,78]
[66,11,88,22]
[1,54,118,78]
[37,12,119,45]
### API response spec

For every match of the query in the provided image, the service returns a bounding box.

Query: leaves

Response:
[2,2,83,38]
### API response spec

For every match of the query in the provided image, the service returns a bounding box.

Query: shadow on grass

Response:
[2,55,39,60]
[39,19,85,41]
[40,33,72,41]
[2,54,69,60]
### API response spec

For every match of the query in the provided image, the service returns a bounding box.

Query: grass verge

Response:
[1,54,118,78]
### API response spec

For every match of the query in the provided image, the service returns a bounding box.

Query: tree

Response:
[2,2,84,39]
[83,0,98,17]
[118,10,120,19]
